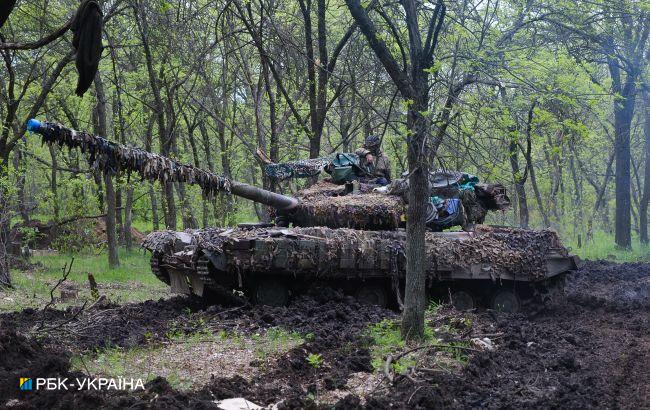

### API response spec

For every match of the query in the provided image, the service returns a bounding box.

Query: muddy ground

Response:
[1,261,648,409]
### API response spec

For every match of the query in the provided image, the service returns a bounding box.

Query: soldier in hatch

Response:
[355,135,392,185]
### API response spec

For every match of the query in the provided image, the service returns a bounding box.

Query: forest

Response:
[0,0,649,408]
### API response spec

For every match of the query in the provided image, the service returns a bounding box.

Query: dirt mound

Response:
[0,296,208,351]
[0,329,221,408]
[93,219,146,245]
[367,261,650,409]
[0,329,70,402]
[565,260,650,309]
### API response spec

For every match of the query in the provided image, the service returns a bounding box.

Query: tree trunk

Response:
[12,143,29,224]
[134,2,176,229]
[123,187,134,250]
[116,186,123,244]
[175,182,198,229]
[528,148,550,228]
[401,99,430,340]
[0,151,11,288]
[48,145,60,221]
[103,173,120,268]
[509,140,529,228]
[641,88,650,244]
[149,184,160,231]
[93,74,120,268]
[609,60,637,249]
[345,0,445,341]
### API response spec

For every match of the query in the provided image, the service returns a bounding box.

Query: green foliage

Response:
[0,0,647,271]
[366,314,472,374]
[567,231,650,262]
[306,353,324,369]
[0,248,167,312]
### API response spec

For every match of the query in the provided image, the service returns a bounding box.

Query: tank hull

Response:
[144,225,580,310]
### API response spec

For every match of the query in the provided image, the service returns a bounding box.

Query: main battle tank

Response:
[28,119,581,311]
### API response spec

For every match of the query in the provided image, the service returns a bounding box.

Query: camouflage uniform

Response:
[355,135,391,183]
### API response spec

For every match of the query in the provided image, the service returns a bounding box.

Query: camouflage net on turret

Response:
[264,156,333,181]
[34,121,231,197]
[143,225,567,281]
[275,181,404,230]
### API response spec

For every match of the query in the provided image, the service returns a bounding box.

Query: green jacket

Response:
[355,148,392,182]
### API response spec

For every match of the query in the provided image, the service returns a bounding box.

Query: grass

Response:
[365,302,470,375]
[0,247,169,312]
[71,326,303,390]
[566,230,650,262]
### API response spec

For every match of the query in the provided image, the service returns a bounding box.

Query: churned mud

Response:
[1,261,648,409]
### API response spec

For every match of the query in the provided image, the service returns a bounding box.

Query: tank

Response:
[143,225,579,311]
[28,119,581,311]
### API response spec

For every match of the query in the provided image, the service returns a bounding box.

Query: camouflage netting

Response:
[459,189,488,224]
[143,225,567,281]
[290,193,404,230]
[33,121,231,197]
[425,226,567,279]
[295,180,378,197]
[279,181,403,230]
[264,157,333,181]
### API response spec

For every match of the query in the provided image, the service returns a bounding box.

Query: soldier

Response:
[355,135,392,185]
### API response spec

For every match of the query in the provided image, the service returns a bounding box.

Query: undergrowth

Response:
[72,326,303,390]
[566,231,650,262]
[0,248,168,312]
[366,302,470,375]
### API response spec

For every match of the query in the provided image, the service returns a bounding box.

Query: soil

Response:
[1,261,648,409]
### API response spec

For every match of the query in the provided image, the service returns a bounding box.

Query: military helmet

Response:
[364,135,381,149]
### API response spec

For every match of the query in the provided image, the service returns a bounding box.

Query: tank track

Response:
[150,254,170,285]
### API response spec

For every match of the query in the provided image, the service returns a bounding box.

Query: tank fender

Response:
[202,249,227,272]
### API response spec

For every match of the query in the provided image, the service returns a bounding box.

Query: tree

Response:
[547,0,649,248]
[344,0,446,339]
[641,86,650,244]
[92,74,120,268]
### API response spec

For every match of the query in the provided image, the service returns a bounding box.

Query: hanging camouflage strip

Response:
[264,156,333,180]
[28,120,231,197]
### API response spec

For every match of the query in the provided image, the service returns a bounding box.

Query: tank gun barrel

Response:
[230,181,297,210]
[26,119,298,211]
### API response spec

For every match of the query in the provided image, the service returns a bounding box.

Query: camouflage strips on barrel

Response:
[31,121,232,197]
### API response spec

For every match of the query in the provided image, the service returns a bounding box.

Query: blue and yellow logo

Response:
[19,378,33,391]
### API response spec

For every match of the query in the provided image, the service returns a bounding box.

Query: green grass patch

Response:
[71,326,303,390]
[366,304,470,375]
[567,230,650,262]
[0,248,169,312]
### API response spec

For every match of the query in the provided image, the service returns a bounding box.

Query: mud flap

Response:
[189,274,205,296]
[169,271,191,295]
[546,253,581,277]
[169,271,205,296]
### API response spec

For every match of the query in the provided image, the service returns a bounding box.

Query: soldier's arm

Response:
[356,148,370,157]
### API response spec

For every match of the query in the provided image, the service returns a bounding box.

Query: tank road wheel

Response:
[356,283,388,308]
[252,279,290,307]
[491,289,521,313]
[450,290,476,311]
